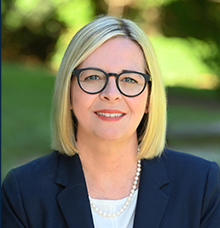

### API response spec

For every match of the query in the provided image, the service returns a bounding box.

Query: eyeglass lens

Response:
[78,69,147,96]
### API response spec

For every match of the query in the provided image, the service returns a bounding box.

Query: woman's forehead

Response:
[78,37,146,72]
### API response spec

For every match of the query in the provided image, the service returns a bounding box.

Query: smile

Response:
[95,112,124,117]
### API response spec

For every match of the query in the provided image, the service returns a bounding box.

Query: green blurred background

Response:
[2,0,220,180]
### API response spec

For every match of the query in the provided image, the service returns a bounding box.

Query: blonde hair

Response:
[51,16,167,160]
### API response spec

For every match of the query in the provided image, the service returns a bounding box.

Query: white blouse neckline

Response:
[90,189,139,228]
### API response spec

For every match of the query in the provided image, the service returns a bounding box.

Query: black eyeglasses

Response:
[72,67,151,97]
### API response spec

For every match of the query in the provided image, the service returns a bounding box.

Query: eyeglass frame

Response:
[72,67,151,97]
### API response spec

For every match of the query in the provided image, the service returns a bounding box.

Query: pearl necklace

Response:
[89,160,141,218]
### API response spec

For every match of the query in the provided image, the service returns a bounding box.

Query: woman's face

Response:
[70,37,149,143]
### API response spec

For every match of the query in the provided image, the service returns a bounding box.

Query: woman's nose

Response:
[99,77,122,101]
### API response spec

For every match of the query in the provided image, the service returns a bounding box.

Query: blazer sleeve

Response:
[200,161,220,228]
[1,169,29,228]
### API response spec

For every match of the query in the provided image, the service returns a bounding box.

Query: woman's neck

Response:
[76,138,139,200]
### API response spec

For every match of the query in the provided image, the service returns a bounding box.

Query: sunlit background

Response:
[2,0,220,180]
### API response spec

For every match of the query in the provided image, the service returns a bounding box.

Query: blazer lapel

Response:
[133,157,170,228]
[55,154,94,228]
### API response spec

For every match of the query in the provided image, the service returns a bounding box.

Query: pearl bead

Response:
[89,159,141,218]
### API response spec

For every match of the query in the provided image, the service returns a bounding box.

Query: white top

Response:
[90,190,138,228]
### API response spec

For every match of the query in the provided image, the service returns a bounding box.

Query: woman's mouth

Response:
[94,110,125,121]
[95,112,124,117]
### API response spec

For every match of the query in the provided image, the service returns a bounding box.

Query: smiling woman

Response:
[52,16,166,160]
[2,16,220,228]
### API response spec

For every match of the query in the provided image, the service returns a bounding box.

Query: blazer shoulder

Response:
[163,148,217,167]
[3,151,61,184]
[160,148,220,181]
[1,151,79,228]
[162,149,220,227]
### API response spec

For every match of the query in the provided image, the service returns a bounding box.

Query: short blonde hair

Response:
[51,16,167,160]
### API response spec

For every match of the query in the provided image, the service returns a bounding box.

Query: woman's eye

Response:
[122,77,137,83]
[85,75,100,80]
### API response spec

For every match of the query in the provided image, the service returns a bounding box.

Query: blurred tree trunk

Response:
[105,0,136,16]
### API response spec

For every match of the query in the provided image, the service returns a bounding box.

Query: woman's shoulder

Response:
[3,151,65,185]
[159,148,220,180]
[162,148,218,166]
[14,151,59,172]
[142,148,220,182]
[1,151,80,227]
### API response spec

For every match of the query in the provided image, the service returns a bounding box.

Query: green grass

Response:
[166,86,220,122]
[2,62,55,180]
[1,62,220,180]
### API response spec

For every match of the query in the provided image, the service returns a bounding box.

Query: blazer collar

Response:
[55,153,170,228]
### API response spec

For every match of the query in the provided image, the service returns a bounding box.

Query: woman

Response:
[2,16,220,228]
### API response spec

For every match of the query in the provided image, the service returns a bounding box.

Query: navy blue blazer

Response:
[2,149,220,228]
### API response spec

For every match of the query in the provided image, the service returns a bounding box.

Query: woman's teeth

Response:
[96,112,124,117]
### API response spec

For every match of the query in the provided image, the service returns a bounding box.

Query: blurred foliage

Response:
[160,0,220,82]
[1,0,95,65]
[1,0,220,87]
[151,36,219,88]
